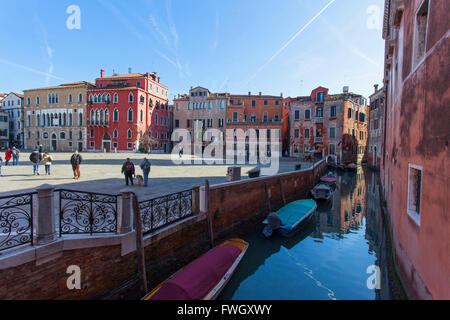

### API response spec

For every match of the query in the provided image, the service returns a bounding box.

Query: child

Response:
[43,152,53,175]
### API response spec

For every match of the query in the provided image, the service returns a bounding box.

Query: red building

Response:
[87,70,169,153]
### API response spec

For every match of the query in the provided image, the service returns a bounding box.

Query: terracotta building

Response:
[381,0,449,299]
[368,84,385,170]
[173,87,229,153]
[23,82,94,151]
[226,92,284,158]
[86,70,169,153]
[289,86,369,164]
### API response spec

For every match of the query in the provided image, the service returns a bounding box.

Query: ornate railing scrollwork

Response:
[58,189,118,235]
[139,189,193,235]
[0,192,35,252]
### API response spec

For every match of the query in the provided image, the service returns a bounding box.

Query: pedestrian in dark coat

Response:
[121,158,135,186]
[70,150,83,179]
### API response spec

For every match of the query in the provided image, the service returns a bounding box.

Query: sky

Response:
[0,0,386,102]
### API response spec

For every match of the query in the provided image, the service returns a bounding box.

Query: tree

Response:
[139,130,158,153]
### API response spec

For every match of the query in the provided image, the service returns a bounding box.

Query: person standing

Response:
[12,147,20,166]
[5,148,12,166]
[29,147,42,175]
[139,157,152,187]
[70,150,83,179]
[43,152,53,175]
[121,158,135,186]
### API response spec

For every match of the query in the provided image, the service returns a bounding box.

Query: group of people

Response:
[2,145,152,187]
[0,147,20,176]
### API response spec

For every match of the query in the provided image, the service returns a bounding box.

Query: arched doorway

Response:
[51,133,57,151]
[102,133,111,153]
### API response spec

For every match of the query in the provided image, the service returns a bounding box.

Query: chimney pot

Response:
[374,84,379,92]
[259,92,262,96]
[100,69,105,78]
[157,77,160,83]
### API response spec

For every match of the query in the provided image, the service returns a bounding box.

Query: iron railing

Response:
[139,189,193,236]
[58,189,118,236]
[0,192,35,252]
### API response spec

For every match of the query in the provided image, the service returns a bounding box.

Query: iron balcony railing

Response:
[139,189,193,236]
[58,189,118,236]
[0,192,36,252]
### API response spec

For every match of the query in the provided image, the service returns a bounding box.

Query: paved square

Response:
[0,152,313,199]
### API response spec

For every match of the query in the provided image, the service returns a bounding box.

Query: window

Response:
[137,81,141,88]
[316,91,325,102]
[69,131,72,140]
[263,113,268,122]
[407,165,422,225]
[233,112,238,122]
[305,129,310,139]
[359,113,366,123]
[251,114,256,122]
[274,114,279,122]
[60,132,66,140]
[90,129,94,138]
[114,93,118,103]
[113,108,119,122]
[330,106,337,118]
[175,120,179,128]
[78,131,82,140]
[275,100,280,106]
[127,143,133,149]
[348,108,353,119]
[36,97,40,105]
[113,129,118,138]
[78,93,83,103]
[413,0,429,67]
[252,100,256,107]
[127,108,133,121]
[294,129,300,138]
[27,97,31,105]
[68,94,73,103]
[264,100,268,106]
[140,95,145,104]
[294,110,300,120]
[329,144,336,155]
[305,109,311,120]
[218,119,224,128]
[316,107,323,118]
[329,127,336,139]
[78,113,83,126]
[127,129,132,139]
[128,93,134,102]
[220,100,225,109]
[113,142,118,149]
[43,132,48,139]
[90,142,95,148]
[140,109,143,122]
[187,119,191,128]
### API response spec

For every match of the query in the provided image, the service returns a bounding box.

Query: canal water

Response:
[219,167,400,300]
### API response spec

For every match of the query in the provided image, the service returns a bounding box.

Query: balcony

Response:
[88,120,109,127]
[314,117,324,123]
[314,137,323,143]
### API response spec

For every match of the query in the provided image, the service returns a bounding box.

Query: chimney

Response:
[374,84,379,92]
[100,69,105,78]
[157,77,160,83]
[248,92,251,96]
[259,92,262,96]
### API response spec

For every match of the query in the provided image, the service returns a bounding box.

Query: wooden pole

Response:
[205,180,214,248]
[131,192,148,296]
[278,177,286,206]
[264,182,272,213]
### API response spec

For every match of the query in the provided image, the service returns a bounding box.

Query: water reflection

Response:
[219,167,398,300]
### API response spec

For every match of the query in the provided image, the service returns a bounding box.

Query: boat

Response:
[310,184,333,201]
[346,163,357,171]
[142,239,248,300]
[320,173,337,185]
[262,199,317,238]
[337,163,346,171]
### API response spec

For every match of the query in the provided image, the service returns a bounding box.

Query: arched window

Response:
[101,94,105,103]
[78,93,83,102]
[127,129,132,139]
[113,108,119,122]
[68,94,72,103]
[128,92,134,102]
[36,114,40,126]
[50,114,54,126]
[78,113,83,126]
[106,94,111,103]
[127,108,133,121]
[89,94,93,103]
[36,97,40,105]
[140,109,143,122]
[96,110,100,125]
[113,129,118,139]
[46,114,50,126]
[51,93,55,104]
[94,95,98,103]
[100,110,104,125]
[63,113,67,126]
[68,113,73,126]
[105,110,110,124]
[55,94,58,103]
[114,93,118,103]
[155,114,158,125]
[90,110,94,125]
[48,93,51,104]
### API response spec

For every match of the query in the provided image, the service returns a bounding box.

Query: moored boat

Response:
[346,163,357,171]
[320,173,337,185]
[142,239,249,300]
[310,184,333,201]
[262,199,317,238]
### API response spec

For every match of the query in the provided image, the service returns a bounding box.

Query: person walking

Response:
[5,148,12,166]
[139,157,152,187]
[12,147,20,166]
[70,150,83,179]
[121,158,135,186]
[43,152,53,175]
[29,147,42,175]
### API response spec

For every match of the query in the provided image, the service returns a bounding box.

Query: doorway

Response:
[51,133,57,151]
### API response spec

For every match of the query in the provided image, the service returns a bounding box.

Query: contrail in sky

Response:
[0,59,66,81]
[242,0,337,89]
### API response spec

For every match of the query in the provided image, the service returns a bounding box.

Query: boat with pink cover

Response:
[143,239,248,300]
[320,173,337,184]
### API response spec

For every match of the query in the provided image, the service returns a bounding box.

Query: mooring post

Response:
[264,181,272,213]
[131,192,147,296]
[278,178,286,206]
[205,180,214,248]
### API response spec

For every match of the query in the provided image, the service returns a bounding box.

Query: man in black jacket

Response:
[70,150,83,179]
[121,158,135,186]
[29,148,42,175]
